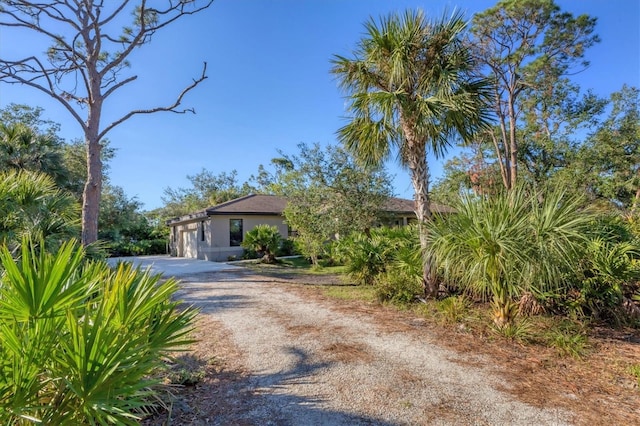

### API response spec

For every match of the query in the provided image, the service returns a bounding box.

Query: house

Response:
[167,194,289,261]
[166,193,452,261]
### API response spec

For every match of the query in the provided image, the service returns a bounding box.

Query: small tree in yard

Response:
[242,224,282,264]
[0,1,212,246]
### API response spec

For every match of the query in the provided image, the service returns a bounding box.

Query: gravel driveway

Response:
[172,270,572,425]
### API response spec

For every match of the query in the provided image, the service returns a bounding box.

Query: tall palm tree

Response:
[332,9,491,297]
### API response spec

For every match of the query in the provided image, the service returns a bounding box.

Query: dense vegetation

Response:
[0,240,195,424]
[0,0,637,422]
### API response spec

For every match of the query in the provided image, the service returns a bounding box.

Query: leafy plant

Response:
[490,317,533,342]
[427,187,591,329]
[628,364,640,387]
[376,271,423,304]
[437,296,471,324]
[0,239,196,424]
[337,227,413,286]
[0,169,79,253]
[241,224,282,264]
[569,238,640,322]
[547,326,590,360]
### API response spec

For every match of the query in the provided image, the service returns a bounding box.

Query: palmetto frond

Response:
[332,8,492,168]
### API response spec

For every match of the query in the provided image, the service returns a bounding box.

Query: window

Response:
[200,221,205,241]
[229,219,243,246]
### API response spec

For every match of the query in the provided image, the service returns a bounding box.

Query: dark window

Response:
[230,219,243,246]
[200,221,205,241]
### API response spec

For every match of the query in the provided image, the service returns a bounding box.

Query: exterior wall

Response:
[203,215,288,261]
[169,214,288,262]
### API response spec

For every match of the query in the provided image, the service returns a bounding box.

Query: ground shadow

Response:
[144,345,399,426]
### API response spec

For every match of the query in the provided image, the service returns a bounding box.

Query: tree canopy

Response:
[0,1,212,245]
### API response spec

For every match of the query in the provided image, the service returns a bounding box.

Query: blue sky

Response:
[1,0,638,210]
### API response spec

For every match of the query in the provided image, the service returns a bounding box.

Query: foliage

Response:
[332,8,491,297]
[161,169,253,219]
[0,169,79,253]
[544,321,590,359]
[0,239,196,424]
[628,364,640,387]
[375,270,423,305]
[470,0,599,189]
[564,223,640,323]
[427,187,592,329]
[241,224,282,264]
[337,227,410,286]
[0,1,212,245]
[336,226,425,304]
[277,143,392,265]
[0,104,118,200]
[0,122,67,186]
[437,296,471,324]
[577,85,640,209]
[276,238,297,257]
[99,184,166,257]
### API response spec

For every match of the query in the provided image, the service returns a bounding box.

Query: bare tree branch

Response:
[0,58,87,131]
[0,1,213,245]
[99,62,208,139]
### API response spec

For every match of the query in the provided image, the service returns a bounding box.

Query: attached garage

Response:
[180,229,198,258]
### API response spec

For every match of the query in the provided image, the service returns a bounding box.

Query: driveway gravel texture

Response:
[150,269,573,426]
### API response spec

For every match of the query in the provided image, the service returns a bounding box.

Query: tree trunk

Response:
[81,137,102,246]
[404,136,438,299]
[508,96,518,190]
[81,97,103,246]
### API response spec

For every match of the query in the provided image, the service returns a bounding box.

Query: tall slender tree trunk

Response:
[404,133,438,298]
[81,83,103,246]
[508,96,518,189]
[81,128,102,246]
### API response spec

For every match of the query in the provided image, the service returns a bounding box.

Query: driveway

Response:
[107,255,242,277]
[152,272,573,425]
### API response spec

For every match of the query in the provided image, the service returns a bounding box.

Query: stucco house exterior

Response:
[167,193,452,261]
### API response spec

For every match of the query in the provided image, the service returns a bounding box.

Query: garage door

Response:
[181,230,198,258]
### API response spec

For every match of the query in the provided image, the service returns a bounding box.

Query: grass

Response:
[322,284,377,302]
[245,256,348,275]
[629,364,640,387]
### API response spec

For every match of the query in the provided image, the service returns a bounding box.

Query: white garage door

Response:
[181,230,198,258]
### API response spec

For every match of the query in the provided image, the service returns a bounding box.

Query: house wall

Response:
[170,214,288,262]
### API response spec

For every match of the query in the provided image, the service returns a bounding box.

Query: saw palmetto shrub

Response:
[0,239,196,425]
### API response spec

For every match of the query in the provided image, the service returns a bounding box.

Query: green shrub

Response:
[107,238,167,257]
[567,236,640,324]
[427,187,592,330]
[490,317,533,342]
[628,364,640,387]
[241,224,282,263]
[338,226,416,287]
[547,326,590,359]
[375,271,423,304]
[0,239,196,424]
[277,238,297,257]
[437,296,471,323]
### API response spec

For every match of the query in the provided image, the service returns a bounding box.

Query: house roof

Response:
[167,193,452,226]
[205,194,288,215]
[383,197,455,214]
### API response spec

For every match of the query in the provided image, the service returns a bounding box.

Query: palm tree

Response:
[426,187,592,329]
[332,9,491,297]
[0,123,68,187]
[0,169,79,253]
[241,224,282,264]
